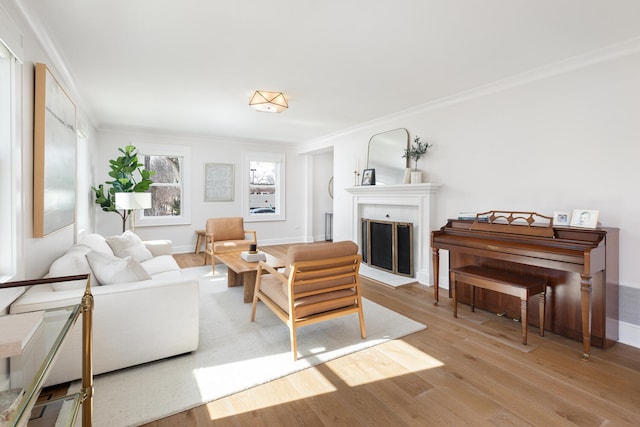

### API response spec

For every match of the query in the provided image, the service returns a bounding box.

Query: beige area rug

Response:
[70,265,426,426]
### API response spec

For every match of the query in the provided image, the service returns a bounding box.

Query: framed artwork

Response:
[33,63,77,237]
[362,168,376,186]
[553,211,570,227]
[570,209,599,229]
[204,163,234,202]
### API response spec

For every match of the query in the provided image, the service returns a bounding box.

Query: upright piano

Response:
[431,211,619,359]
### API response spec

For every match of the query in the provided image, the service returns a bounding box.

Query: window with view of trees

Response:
[136,144,191,226]
[143,155,182,216]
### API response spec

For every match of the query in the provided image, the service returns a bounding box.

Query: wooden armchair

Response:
[203,217,257,270]
[250,241,366,360]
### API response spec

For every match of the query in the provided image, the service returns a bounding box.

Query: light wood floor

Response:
[143,245,640,426]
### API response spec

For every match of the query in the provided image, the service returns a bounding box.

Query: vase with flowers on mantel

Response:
[402,135,432,184]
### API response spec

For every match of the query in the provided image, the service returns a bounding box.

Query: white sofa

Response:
[9,232,199,386]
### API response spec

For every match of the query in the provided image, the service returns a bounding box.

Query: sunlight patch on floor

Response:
[335,340,444,388]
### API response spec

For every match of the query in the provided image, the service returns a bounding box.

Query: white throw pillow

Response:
[105,230,153,262]
[78,233,114,255]
[85,251,152,286]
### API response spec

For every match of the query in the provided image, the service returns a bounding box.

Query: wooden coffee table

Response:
[214,251,285,303]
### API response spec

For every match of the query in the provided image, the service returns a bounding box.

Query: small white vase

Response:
[403,168,412,184]
[410,171,423,184]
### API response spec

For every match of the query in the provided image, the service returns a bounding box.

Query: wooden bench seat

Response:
[450,265,546,345]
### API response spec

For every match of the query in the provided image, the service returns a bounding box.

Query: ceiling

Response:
[17,0,640,144]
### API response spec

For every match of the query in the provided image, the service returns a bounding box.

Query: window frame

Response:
[136,143,192,227]
[0,43,17,281]
[243,151,286,223]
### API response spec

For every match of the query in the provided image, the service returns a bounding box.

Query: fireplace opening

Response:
[361,218,413,277]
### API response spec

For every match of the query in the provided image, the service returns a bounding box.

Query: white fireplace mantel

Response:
[346,183,441,286]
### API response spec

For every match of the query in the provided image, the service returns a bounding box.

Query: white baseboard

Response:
[618,321,640,349]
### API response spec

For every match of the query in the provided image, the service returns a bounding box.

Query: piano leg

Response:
[520,299,528,345]
[539,290,546,337]
[580,273,593,360]
[431,247,440,305]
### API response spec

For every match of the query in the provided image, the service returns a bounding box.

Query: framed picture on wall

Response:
[33,63,77,237]
[362,169,376,186]
[204,163,234,202]
[570,209,599,229]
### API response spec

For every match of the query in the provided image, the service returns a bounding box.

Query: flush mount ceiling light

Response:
[249,90,288,113]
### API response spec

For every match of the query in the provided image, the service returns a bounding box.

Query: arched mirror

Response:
[367,128,409,185]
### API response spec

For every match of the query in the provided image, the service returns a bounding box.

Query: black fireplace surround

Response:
[361,218,413,277]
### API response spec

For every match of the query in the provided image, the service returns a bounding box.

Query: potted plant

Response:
[92,145,155,232]
[402,136,432,183]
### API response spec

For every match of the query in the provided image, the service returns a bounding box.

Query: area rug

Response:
[71,265,426,426]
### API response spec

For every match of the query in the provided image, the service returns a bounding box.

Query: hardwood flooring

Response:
[143,245,640,426]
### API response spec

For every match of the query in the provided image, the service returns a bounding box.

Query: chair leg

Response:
[357,298,366,339]
[290,325,298,361]
[250,274,262,322]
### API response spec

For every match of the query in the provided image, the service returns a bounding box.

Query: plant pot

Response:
[410,171,423,184]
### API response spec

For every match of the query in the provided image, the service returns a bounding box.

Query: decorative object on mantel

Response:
[249,90,288,113]
[402,136,433,184]
[92,145,155,232]
[362,169,376,186]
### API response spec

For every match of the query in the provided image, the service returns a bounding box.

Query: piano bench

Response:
[450,265,546,345]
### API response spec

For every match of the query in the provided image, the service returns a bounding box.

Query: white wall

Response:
[0,0,98,280]
[312,151,334,241]
[303,47,640,348]
[94,130,312,253]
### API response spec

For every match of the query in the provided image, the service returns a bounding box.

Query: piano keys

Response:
[431,212,619,359]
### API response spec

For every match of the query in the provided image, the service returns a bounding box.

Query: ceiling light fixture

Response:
[249,90,288,113]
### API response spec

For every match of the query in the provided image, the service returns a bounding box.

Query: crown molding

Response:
[304,36,640,149]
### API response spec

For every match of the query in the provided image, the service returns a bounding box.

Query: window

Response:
[243,152,285,222]
[137,143,191,226]
[0,41,16,281]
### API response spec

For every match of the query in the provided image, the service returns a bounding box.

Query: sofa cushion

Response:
[106,231,154,262]
[212,240,253,254]
[86,251,152,285]
[78,233,114,255]
[48,245,92,277]
[140,255,181,276]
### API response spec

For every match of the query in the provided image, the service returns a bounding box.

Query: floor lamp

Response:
[115,192,152,233]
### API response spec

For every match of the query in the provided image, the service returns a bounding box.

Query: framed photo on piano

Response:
[570,209,599,229]
[553,211,570,227]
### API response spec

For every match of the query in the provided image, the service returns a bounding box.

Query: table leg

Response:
[242,271,257,303]
[228,269,241,287]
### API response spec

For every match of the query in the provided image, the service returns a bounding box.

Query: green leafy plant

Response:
[402,136,433,171]
[92,145,155,231]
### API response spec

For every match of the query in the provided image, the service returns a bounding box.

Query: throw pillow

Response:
[105,230,153,262]
[78,233,114,254]
[85,251,152,286]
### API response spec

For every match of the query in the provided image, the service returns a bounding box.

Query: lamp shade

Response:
[249,91,288,113]
[115,192,152,210]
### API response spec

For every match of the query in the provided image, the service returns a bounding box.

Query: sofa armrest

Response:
[144,239,173,256]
